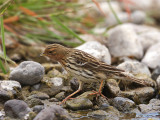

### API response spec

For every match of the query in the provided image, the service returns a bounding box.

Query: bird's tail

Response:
[114,72,156,87]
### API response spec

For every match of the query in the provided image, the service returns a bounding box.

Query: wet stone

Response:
[138,99,160,114]
[4,99,31,119]
[66,98,93,110]
[0,80,21,102]
[119,87,155,104]
[33,105,71,120]
[9,61,45,85]
[112,97,136,112]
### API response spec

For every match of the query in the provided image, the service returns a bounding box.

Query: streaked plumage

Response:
[42,44,155,103]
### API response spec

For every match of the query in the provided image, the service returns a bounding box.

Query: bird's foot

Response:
[89,90,107,100]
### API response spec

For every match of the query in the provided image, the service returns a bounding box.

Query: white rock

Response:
[76,41,111,64]
[106,11,146,27]
[0,80,21,91]
[156,75,160,90]
[117,61,151,76]
[107,24,143,59]
[51,77,63,86]
[142,42,160,69]
[138,31,160,51]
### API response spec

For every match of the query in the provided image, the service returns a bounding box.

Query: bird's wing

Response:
[70,49,124,73]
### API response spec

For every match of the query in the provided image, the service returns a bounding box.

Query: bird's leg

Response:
[89,80,107,99]
[60,80,83,104]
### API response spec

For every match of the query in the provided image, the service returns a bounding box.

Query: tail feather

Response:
[114,72,155,87]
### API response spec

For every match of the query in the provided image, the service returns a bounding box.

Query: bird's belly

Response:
[65,66,98,83]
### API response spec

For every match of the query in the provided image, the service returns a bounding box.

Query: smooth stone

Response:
[76,41,111,64]
[0,80,21,102]
[25,96,43,108]
[138,31,160,51]
[152,66,160,80]
[107,23,143,59]
[32,105,44,113]
[9,61,45,85]
[4,99,31,119]
[33,105,71,120]
[142,42,160,69]
[30,91,50,100]
[117,61,151,76]
[66,98,93,110]
[156,76,160,90]
[112,97,135,112]
[119,87,155,104]
[55,92,65,101]
[104,79,120,97]
[138,99,160,113]
[31,77,64,97]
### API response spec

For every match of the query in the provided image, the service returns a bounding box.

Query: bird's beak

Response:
[40,52,45,56]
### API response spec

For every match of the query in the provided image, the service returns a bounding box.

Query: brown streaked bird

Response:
[41,44,155,104]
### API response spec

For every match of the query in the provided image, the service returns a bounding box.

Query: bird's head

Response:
[41,44,69,61]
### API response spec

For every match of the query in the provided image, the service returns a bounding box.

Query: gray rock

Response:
[107,24,143,59]
[4,99,31,119]
[142,43,160,69]
[138,99,160,113]
[104,79,120,97]
[66,98,93,110]
[33,105,71,120]
[30,91,50,100]
[117,61,151,76]
[88,109,119,120]
[33,105,44,113]
[31,77,64,97]
[112,97,135,112]
[0,80,21,102]
[152,67,160,80]
[10,61,45,85]
[119,87,155,104]
[76,41,111,64]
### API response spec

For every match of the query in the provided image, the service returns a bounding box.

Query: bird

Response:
[41,44,155,104]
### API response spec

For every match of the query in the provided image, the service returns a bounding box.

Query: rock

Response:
[30,91,50,100]
[138,31,160,51]
[55,92,65,101]
[138,99,160,113]
[107,24,143,59]
[117,61,151,76]
[33,105,44,113]
[25,96,43,108]
[9,61,45,85]
[112,97,135,112]
[156,76,160,90]
[119,87,155,104]
[104,79,120,97]
[0,80,21,102]
[88,109,118,120]
[142,42,160,69]
[76,41,111,64]
[106,10,146,27]
[66,98,93,110]
[32,77,64,97]
[4,99,31,119]
[152,66,160,80]
[33,105,71,120]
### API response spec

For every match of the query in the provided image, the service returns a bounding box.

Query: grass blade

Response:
[51,15,85,43]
